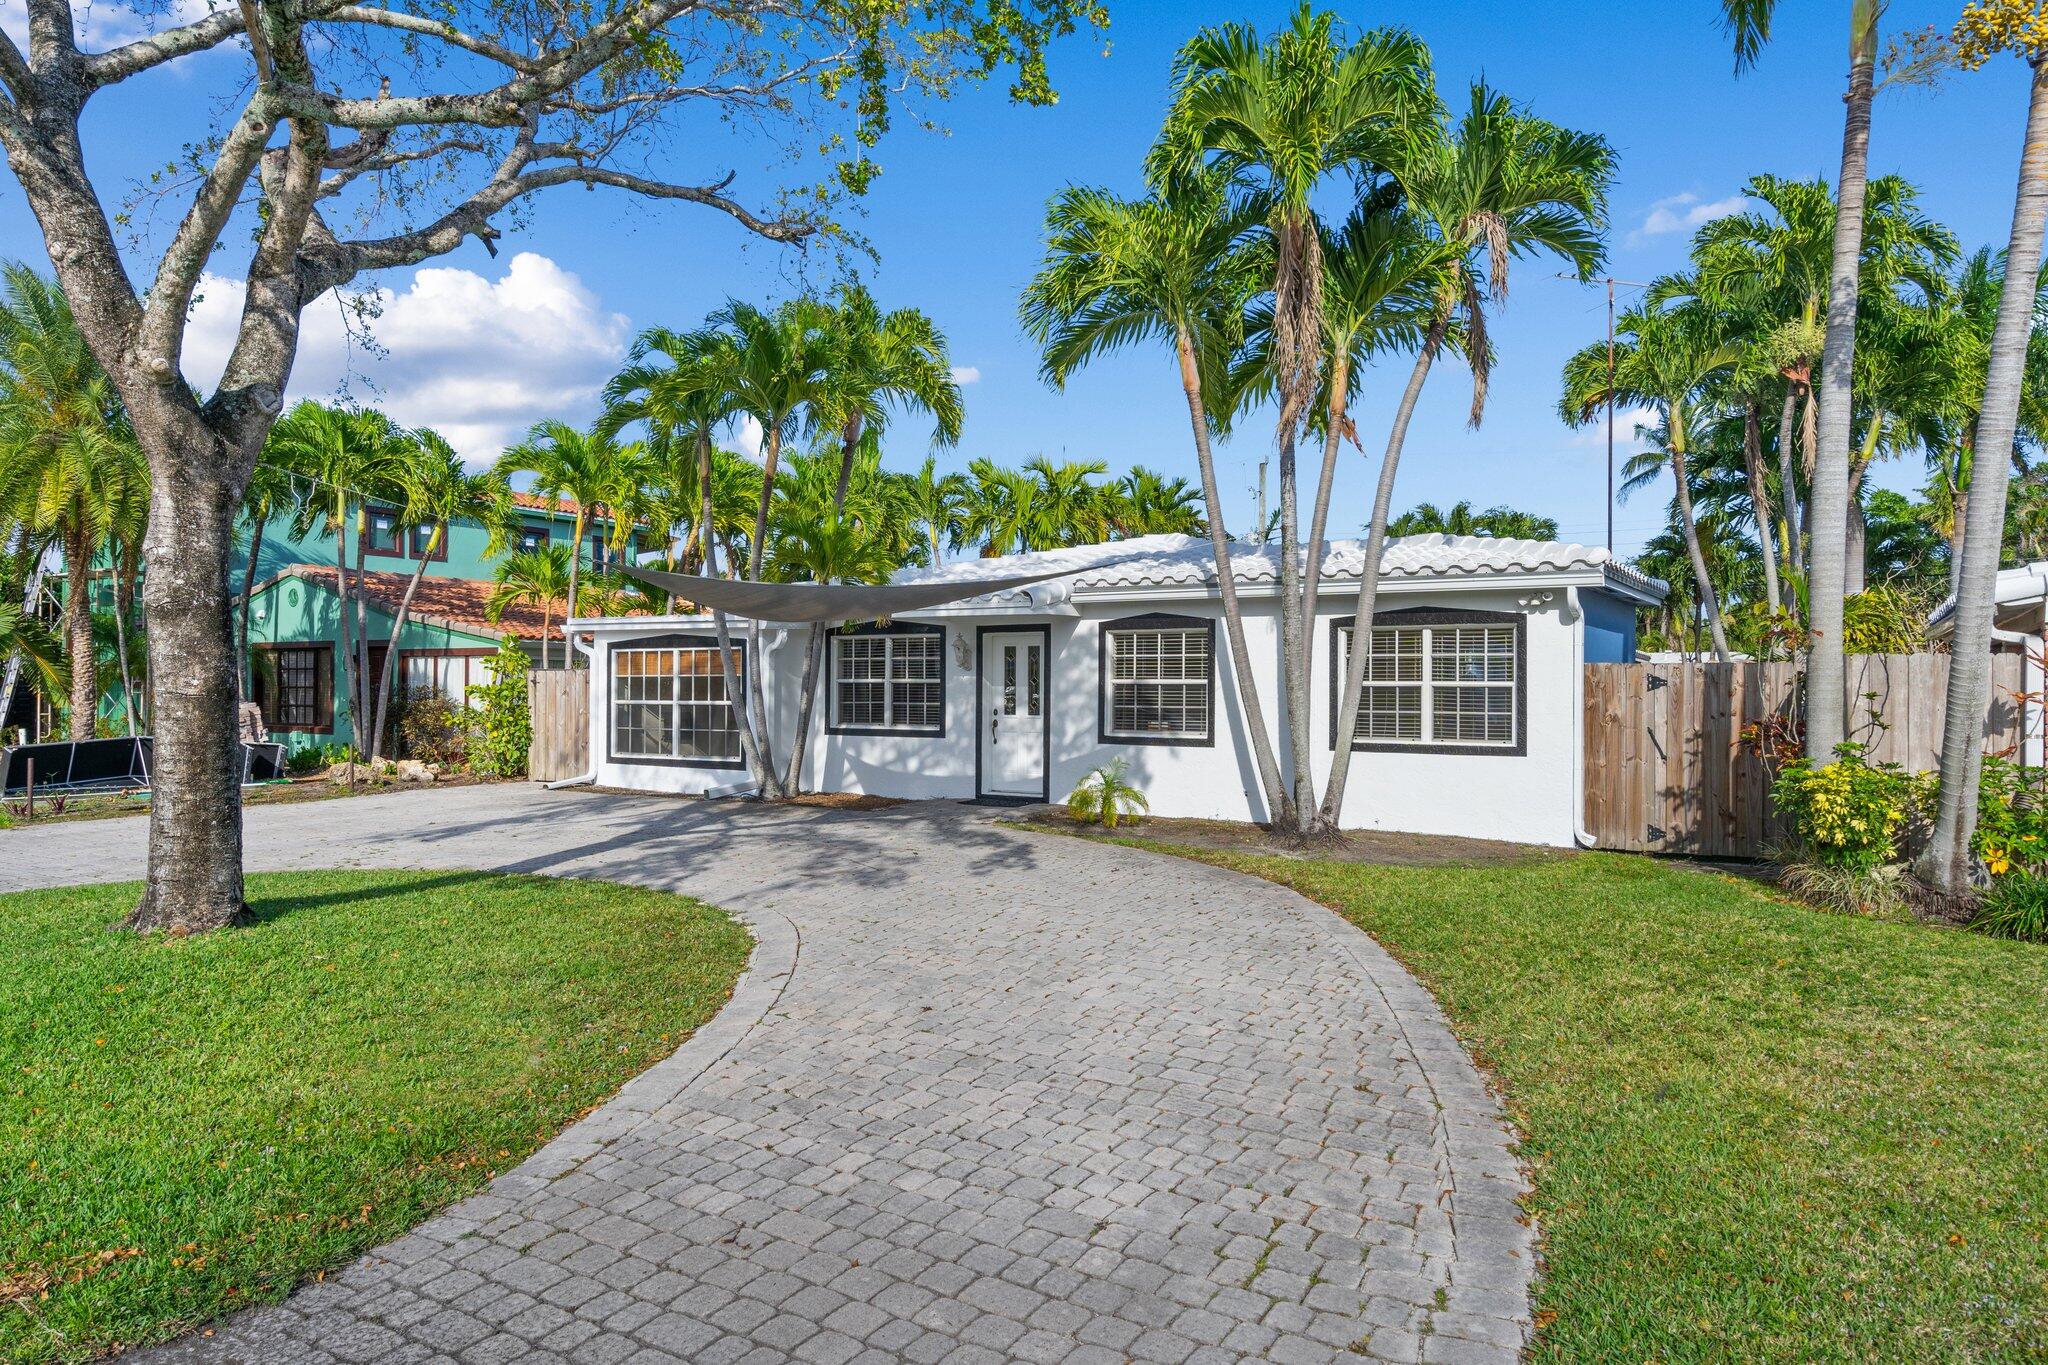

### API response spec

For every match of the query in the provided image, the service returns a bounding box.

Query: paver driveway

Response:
[3,786,1536,1364]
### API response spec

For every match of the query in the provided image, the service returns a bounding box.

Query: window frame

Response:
[408,522,450,562]
[517,524,552,554]
[1327,607,1526,757]
[824,622,947,737]
[605,632,749,770]
[1097,612,1217,748]
[360,504,404,559]
[250,642,334,733]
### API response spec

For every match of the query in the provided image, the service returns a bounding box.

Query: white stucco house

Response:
[571,533,1664,847]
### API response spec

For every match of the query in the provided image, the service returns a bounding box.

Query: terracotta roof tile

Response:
[283,566,557,640]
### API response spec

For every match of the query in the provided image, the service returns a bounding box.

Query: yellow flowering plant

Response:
[1970,755,2048,878]
[1770,746,1927,873]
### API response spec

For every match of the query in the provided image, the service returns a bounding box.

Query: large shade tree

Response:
[0,0,1100,932]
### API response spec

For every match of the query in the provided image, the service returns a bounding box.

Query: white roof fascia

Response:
[1068,566,1656,607]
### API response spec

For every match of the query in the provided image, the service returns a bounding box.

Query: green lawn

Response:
[0,871,751,1364]
[1107,836,2048,1362]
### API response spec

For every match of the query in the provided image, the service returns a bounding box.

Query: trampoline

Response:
[0,736,286,796]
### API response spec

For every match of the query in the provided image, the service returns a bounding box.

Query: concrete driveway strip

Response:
[3,785,1535,1364]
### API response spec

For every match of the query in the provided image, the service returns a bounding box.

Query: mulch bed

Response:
[1009,807,1560,868]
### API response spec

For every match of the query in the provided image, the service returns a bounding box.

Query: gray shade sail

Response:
[619,565,1083,623]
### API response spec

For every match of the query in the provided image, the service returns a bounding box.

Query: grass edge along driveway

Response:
[0,870,751,1364]
[1085,833,2048,1363]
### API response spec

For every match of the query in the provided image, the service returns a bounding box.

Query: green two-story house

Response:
[240,491,637,755]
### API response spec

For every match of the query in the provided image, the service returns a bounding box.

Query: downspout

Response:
[543,627,600,790]
[1566,586,1599,850]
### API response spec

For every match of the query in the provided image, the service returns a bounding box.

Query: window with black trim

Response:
[828,626,944,734]
[609,634,745,766]
[362,505,402,557]
[1331,610,1523,753]
[517,525,551,554]
[252,644,333,732]
[1100,613,1215,745]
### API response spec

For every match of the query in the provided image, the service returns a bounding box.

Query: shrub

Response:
[286,741,354,775]
[1971,754,2048,877]
[1065,758,1149,829]
[1770,746,1927,874]
[395,689,469,767]
[467,638,531,778]
[1971,871,2048,943]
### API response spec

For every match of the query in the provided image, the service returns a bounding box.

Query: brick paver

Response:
[3,786,1536,1362]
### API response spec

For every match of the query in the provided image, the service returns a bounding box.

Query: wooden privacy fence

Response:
[527,668,589,783]
[1583,654,2029,858]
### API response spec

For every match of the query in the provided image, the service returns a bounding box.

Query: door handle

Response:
[989,708,999,741]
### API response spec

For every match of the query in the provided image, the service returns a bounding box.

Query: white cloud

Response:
[949,365,981,386]
[728,415,765,461]
[181,252,630,464]
[1630,191,1747,244]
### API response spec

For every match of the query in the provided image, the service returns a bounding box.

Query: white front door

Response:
[980,630,1046,798]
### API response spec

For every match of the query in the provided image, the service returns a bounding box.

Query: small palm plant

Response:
[1065,758,1150,829]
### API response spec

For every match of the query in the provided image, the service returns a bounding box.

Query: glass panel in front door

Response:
[1003,646,1018,714]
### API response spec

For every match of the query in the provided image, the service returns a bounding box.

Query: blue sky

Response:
[0,1,2035,557]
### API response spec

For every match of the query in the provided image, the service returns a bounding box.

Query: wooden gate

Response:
[1582,654,2029,858]
[527,668,589,783]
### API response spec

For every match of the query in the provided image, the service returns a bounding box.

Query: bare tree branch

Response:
[137,96,280,378]
[0,31,34,102]
[318,134,492,195]
[322,6,540,73]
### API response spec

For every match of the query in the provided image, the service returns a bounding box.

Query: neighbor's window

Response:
[362,505,402,556]
[518,525,550,554]
[1334,613,1520,751]
[830,628,943,733]
[253,644,332,732]
[408,522,448,561]
[610,636,744,766]
[1102,615,1213,744]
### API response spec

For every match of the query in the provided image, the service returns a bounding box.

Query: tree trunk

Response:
[1174,324,1289,825]
[1670,418,1733,663]
[1292,350,1352,838]
[1804,21,1877,760]
[1323,312,1447,823]
[369,543,435,762]
[1948,435,1975,597]
[125,417,252,932]
[330,500,357,759]
[1844,446,1873,599]
[1922,58,2048,894]
[782,418,865,796]
[63,520,95,741]
[742,427,785,795]
[1779,382,1805,580]
[1744,402,1783,614]
[111,542,138,738]
[1273,399,1316,837]
[696,430,770,794]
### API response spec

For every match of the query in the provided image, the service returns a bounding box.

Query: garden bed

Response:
[0,870,750,1363]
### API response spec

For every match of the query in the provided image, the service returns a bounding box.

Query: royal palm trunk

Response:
[1923,57,2048,893]
[1806,4,1881,761]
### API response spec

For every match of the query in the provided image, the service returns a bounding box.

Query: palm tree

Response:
[962,457,1042,558]
[770,512,905,794]
[1109,466,1205,536]
[1720,0,1884,762]
[0,262,146,741]
[1022,456,1111,547]
[1563,300,1742,661]
[1322,84,1614,825]
[1020,174,1290,823]
[493,418,645,673]
[604,322,784,793]
[1151,7,1434,833]
[908,455,971,565]
[270,401,408,750]
[367,430,509,762]
[488,545,573,669]
[816,284,963,514]
[1387,500,1559,539]
[1923,13,2048,894]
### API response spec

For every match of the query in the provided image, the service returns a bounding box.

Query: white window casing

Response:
[609,634,746,768]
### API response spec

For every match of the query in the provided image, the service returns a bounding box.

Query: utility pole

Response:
[1560,274,1652,553]
[1254,458,1268,543]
